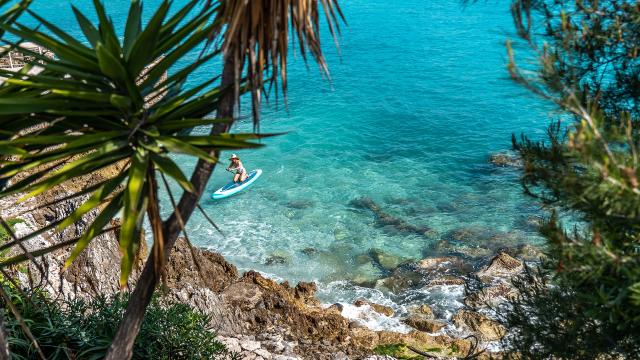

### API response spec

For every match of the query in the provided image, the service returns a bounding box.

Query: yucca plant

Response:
[0,0,266,283]
[0,0,343,358]
[0,0,259,358]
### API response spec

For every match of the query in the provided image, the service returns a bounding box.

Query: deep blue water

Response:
[22,0,554,331]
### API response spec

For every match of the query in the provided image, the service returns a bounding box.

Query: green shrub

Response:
[0,218,24,242]
[1,285,229,359]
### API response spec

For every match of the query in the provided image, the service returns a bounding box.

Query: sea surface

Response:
[23,0,555,331]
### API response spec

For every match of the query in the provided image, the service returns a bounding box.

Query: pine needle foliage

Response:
[503,0,640,358]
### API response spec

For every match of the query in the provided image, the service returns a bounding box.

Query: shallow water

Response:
[24,0,555,331]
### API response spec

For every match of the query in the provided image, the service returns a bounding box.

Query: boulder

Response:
[464,283,518,309]
[374,267,424,293]
[452,310,506,341]
[369,248,409,271]
[408,304,434,319]
[417,256,463,270]
[354,299,394,317]
[402,315,446,333]
[475,252,523,283]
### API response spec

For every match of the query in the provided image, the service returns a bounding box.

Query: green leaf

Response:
[156,136,216,163]
[50,89,131,108]
[119,149,149,286]
[144,51,218,93]
[56,173,126,231]
[0,97,112,115]
[123,0,143,58]
[174,135,265,149]
[126,0,170,76]
[154,117,231,131]
[139,22,218,90]
[72,5,100,47]
[92,0,121,55]
[157,0,201,42]
[149,79,217,121]
[0,145,27,156]
[16,142,128,201]
[27,9,94,57]
[95,42,128,84]
[150,153,195,193]
[0,22,100,71]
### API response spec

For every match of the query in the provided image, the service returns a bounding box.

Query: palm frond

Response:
[214,0,344,128]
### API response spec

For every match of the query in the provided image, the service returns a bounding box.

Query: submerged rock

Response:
[369,248,410,271]
[333,227,349,241]
[402,315,446,333]
[300,247,319,257]
[265,254,290,266]
[513,214,544,231]
[436,202,458,213]
[475,252,524,283]
[441,227,495,244]
[352,261,386,287]
[489,151,523,168]
[452,310,506,341]
[285,199,315,209]
[349,197,432,237]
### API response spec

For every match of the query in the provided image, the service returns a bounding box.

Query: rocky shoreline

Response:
[0,152,542,359]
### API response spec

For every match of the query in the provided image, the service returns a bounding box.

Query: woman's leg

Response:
[233,173,240,182]
[240,171,248,182]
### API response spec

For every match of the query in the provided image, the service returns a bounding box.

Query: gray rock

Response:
[464,283,518,309]
[452,310,506,341]
[255,348,273,359]
[241,339,262,352]
[475,252,524,283]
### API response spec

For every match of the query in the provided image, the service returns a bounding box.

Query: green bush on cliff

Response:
[1,285,229,360]
[0,218,23,242]
[503,0,640,358]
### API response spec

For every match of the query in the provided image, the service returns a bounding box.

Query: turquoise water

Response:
[24,0,553,329]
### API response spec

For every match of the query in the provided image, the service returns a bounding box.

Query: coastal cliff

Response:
[0,156,542,359]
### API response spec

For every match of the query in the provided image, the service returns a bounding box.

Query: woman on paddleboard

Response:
[226,154,248,183]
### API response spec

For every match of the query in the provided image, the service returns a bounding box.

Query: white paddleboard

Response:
[211,169,262,200]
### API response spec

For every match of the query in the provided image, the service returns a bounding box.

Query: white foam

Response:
[336,303,411,333]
